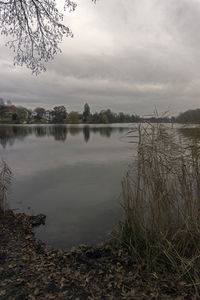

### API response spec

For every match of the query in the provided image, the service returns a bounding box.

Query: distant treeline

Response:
[0,97,200,124]
[176,109,200,124]
[0,99,141,124]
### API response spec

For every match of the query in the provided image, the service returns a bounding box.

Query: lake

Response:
[0,124,137,249]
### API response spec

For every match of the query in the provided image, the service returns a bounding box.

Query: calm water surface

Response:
[0,124,137,249]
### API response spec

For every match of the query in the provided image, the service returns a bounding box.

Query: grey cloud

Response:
[159,0,200,49]
[48,49,196,86]
[0,0,200,115]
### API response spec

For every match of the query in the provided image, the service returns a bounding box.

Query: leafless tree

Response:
[0,0,79,74]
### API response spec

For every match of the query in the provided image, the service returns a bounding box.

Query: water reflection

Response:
[179,127,200,141]
[0,125,134,148]
[0,124,136,249]
[83,126,90,143]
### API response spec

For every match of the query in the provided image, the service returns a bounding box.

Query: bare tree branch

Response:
[0,0,77,74]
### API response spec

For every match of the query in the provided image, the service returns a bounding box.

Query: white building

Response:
[44,110,53,121]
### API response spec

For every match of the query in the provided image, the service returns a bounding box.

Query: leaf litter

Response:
[0,210,196,299]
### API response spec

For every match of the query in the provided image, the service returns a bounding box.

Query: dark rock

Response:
[0,250,7,262]
[85,248,102,259]
[29,214,46,227]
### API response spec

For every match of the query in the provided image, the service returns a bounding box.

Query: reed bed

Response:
[0,159,12,213]
[112,122,200,291]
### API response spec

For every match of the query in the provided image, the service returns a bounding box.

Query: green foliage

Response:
[67,111,81,124]
[101,114,109,124]
[53,106,67,123]
[83,103,90,123]
[87,109,141,124]
[16,106,29,121]
[34,107,45,120]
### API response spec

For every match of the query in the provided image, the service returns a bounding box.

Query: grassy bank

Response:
[112,123,200,295]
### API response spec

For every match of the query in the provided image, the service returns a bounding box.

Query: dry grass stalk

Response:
[112,122,200,288]
[0,159,12,213]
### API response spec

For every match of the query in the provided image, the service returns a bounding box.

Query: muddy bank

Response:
[0,210,195,299]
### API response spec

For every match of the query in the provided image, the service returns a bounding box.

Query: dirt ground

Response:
[0,210,196,299]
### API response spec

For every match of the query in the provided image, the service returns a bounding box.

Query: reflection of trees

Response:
[0,127,14,148]
[34,126,48,137]
[179,128,200,141]
[83,126,90,143]
[0,125,134,148]
[0,126,31,148]
[90,127,132,137]
[118,127,125,134]
[99,127,112,137]
[52,126,68,141]
[34,125,68,141]
[69,127,81,136]
[90,127,101,135]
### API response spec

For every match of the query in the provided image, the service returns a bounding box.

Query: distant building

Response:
[23,109,29,120]
[44,110,53,121]
[2,105,17,120]
[31,111,38,118]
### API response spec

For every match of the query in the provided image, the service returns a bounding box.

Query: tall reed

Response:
[113,123,200,284]
[0,159,12,213]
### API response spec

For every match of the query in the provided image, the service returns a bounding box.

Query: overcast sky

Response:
[1,0,200,116]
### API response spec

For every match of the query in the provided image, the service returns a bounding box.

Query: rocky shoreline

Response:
[0,210,195,299]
